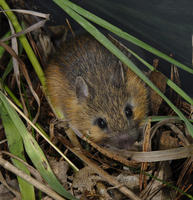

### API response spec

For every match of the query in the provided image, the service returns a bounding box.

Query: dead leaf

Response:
[159,130,180,150]
[148,71,167,115]
[73,166,102,193]
[116,173,139,190]
[141,162,175,200]
[49,157,69,187]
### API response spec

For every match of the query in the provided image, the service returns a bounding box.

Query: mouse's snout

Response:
[101,129,141,150]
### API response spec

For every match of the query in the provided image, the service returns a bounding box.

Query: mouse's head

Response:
[67,64,148,150]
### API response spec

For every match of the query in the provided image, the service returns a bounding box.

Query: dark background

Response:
[26,0,193,96]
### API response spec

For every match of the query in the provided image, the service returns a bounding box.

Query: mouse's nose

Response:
[111,129,139,149]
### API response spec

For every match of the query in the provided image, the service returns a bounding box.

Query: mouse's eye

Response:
[95,118,107,129]
[125,105,133,119]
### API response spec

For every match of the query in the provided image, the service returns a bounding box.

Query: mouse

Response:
[46,34,148,150]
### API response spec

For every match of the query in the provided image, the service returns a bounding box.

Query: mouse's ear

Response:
[75,76,89,102]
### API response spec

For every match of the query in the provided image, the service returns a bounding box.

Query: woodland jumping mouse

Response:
[46,34,148,150]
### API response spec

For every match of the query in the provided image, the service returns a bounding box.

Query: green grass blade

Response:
[1,59,13,83]
[150,116,193,123]
[0,31,10,58]
[0,100,35,200]
[166,79,193,105]
[0,91,78,200]
[124,47,193,106]
[53,0,193,74]
[51,1,193,137]
[0,0,46,89]
[0,79,23,109]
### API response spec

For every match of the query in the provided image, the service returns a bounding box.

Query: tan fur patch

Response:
[126,68,148,126]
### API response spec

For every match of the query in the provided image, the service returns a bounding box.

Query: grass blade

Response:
[0,91,78,200]
[123,46,193,106]
[53,0,193,74]
[52,1,193,137]
[0,99,35,200]
[0,0,46,88]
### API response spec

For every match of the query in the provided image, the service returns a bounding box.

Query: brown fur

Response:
[46,34,148,149]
